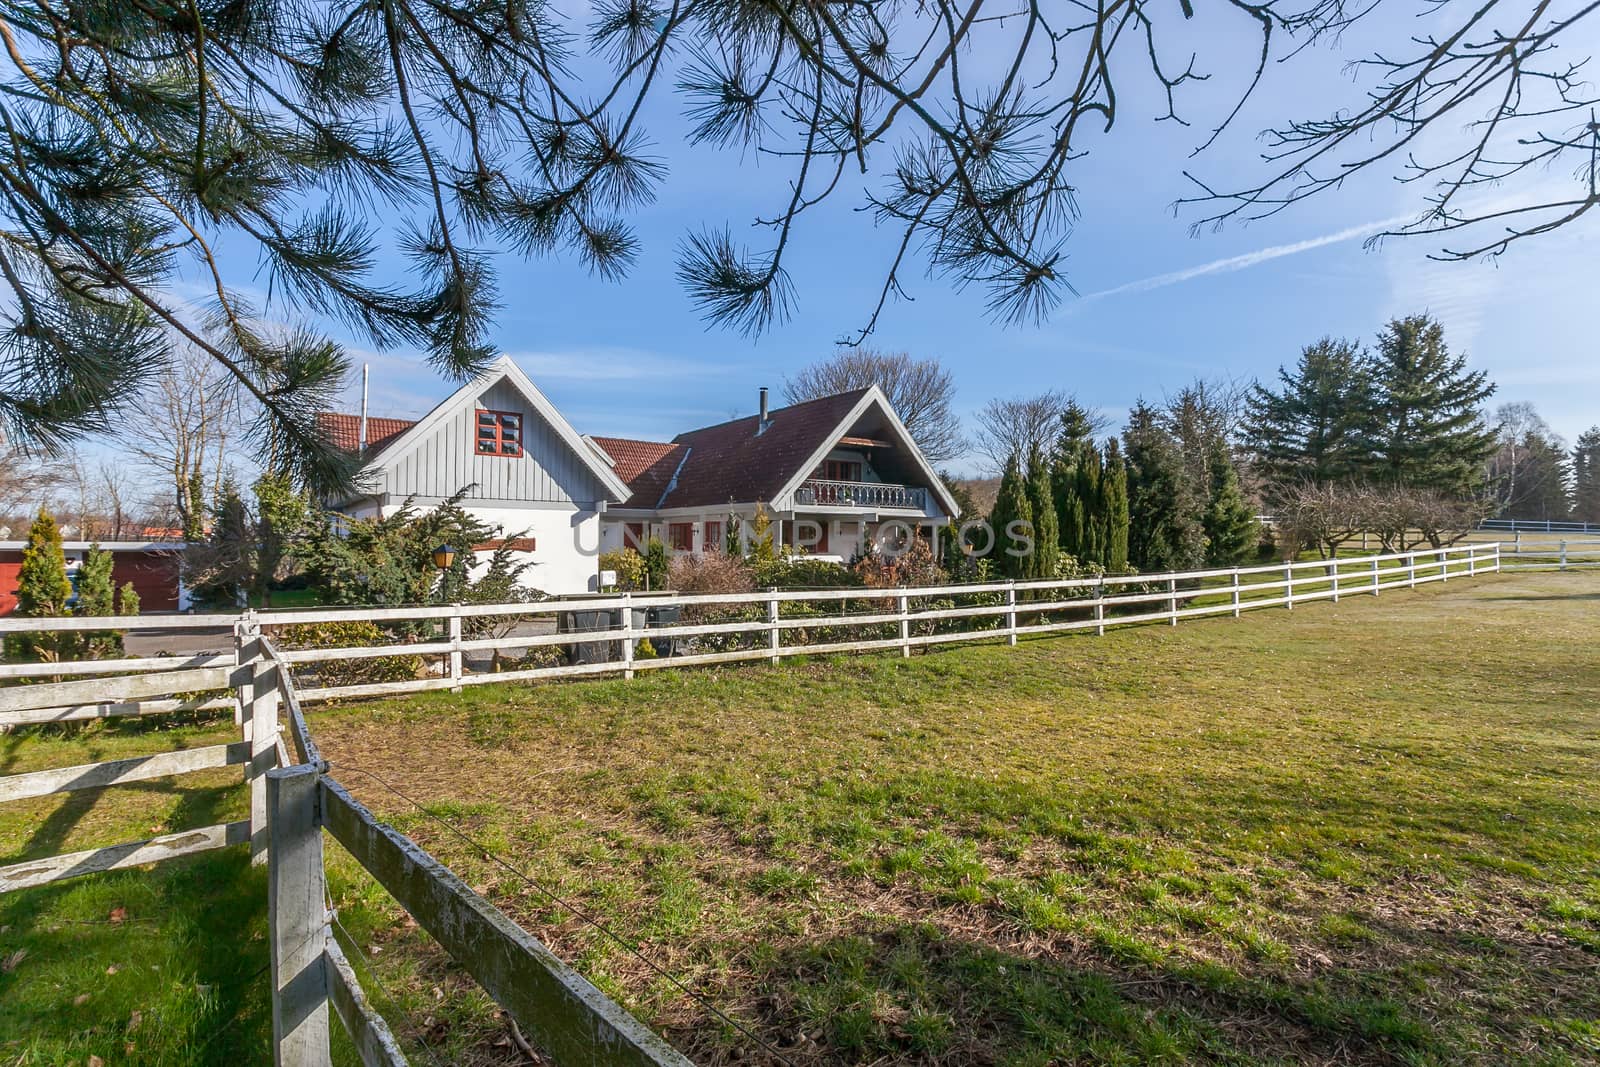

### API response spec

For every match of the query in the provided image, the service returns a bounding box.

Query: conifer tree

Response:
[1026,448,1059,579]
[1202,444,1259,566]
[1244,338,1376,495]
[1369,315,1497,496]
[1124,404,1205,573]
[988,453,1034,580]
[76,543,123,657]
[1574,428,1600,524]
[1101,439,1131,573]
[5,508,75,662]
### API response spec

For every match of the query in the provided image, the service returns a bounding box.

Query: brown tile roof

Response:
[589,436,685,508]
[315,412,417,456]
[598,389,871,510]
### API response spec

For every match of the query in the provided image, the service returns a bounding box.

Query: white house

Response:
[317,360,958,594]
[317,357,631,595]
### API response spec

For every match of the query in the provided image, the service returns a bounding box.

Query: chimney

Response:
[357,363,370,453]
[757,386,769,434]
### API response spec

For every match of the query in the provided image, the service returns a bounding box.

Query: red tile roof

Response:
[595,389,871,510]
[589,436,685,508]
[315,412,417,456]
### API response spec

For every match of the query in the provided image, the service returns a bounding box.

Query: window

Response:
[476,409,522,456]
[668,522,695,551]
[820,459,862,482]
[704,521,723,551]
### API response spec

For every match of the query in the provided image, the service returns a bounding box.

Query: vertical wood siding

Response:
[383,381,608,503]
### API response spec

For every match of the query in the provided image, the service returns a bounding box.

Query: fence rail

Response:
[0,628,698,1065]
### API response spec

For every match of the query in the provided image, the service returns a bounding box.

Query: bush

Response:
[854,538,946,589]
[752,556,863,590]
[667,550,756,596]
[267,621,425,688]
[600,548,647,591]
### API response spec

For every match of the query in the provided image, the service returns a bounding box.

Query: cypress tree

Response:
[1244,338,1377,496]
[988,453,1034,579]
[1572,428,1600,524]
[1369,315,1497,496]
[1101,438,1131,573]
[1124,404,1205,573]
[76,543,123,657]
[5,509,75,662]
[1202,444,1258,566]
[1026,447,1059,579]
[1075,444,1106,564]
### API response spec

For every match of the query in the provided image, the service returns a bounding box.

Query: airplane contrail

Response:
[1081,215,1413,301]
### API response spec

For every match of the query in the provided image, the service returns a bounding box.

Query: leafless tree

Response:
[1485,402,1561,512]
[1183,2,1600,262]
[0,443,55,528]
[972,391,1090,473]
[125,347,241,539]
[1276,481,1368,559]
[1161,377,1254,502]
[784,348,965,464]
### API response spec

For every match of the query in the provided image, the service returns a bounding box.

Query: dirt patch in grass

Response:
[310,570,1600,1065]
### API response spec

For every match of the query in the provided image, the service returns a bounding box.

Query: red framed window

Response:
[820,459,862,482]
[476,409,523,456]
[667,522,694,551]
[704,521,723,551]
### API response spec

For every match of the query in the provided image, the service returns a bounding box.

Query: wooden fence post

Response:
[620,593,635,680]
[1440,548,1449,582]
[267,764,330,1066]
[1329,561,1339,603]
[1284,563,1294,609]
[236,614,278,866]
[1371,557,1380,596]
[1408,550,1417,588]
[1561,539,1568,570]
[1493,542,1501,573]
[767,589,780,665]
[897,590,911,659]
[1468,546,1476,577]
[1167,576,1178,625]
[1005,582,1017,647]
[448,606,463,692]
[1095,577,1107,635]
[1230,571,1241,618]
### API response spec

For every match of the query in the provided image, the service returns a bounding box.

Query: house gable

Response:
[333,357,632,507]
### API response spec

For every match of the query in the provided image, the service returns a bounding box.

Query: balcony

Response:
[796,479,928,510]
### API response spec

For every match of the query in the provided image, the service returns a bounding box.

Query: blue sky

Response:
[175,2,1599,478]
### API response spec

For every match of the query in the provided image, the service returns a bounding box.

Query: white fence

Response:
[1,543,1506,703]
[0,623,695,1065]
[1481,518,1600,535]
[1491,535,1600,571]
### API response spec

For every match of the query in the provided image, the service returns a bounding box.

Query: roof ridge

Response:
[667,386,872,441]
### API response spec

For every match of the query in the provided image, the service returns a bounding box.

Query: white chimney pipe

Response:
[758,386,769,434]
[358,363,370,452]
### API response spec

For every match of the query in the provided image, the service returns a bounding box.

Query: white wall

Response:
[359,501,606,596]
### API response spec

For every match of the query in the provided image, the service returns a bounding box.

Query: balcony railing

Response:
[796,479,928,510]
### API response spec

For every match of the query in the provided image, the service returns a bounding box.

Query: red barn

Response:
[0,542,187,616]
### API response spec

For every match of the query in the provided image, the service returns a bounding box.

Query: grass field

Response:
[2,568,1598,1065]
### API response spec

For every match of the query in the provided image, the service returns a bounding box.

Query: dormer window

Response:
[477,409,522,456]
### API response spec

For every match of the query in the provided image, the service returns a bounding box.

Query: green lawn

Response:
[304,568,1600,1065]
[2,570,1597,1065]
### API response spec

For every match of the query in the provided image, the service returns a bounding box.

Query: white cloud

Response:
[1079,215,1413,301]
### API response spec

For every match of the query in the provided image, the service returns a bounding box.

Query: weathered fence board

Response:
[325,936,409,1067]
[0,666,231,716]
[0,694,234,727]
[319,778,694,1067]
[0,821,249,892]
[0,741,249,803]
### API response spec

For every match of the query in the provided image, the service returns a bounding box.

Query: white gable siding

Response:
[380,380,609,503]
